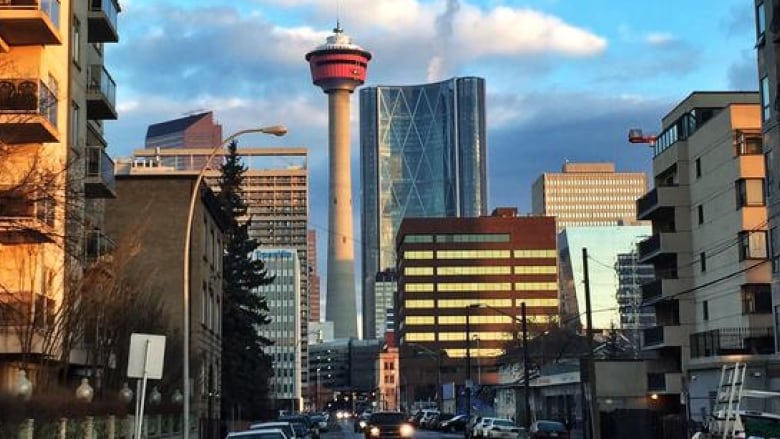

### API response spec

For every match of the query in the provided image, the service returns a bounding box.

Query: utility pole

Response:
[521,302,531,430]
[583,248,600,439]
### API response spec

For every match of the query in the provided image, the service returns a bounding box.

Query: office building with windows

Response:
[254,248,303,412]
[532,162,647,232]
[308,230,321,323]
[360,76,488,339]
[615,251,656,337]
[636,91,774,420]
[395,208,556,406]
[375,270,398,340]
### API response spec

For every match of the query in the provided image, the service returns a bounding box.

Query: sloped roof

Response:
[145,112,211,139]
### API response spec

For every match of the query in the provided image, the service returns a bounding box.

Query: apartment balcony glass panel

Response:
[643,326,664,347]
[87,0,119,43]
[640,279,662,304]
[86,65,117,120]
[0,0,61,45]
[690,327,775,358]
[0,185,55,242]
[647,373,666,392]
[84,145,116,198]
[84,229,115,264]
[0,78,58,144]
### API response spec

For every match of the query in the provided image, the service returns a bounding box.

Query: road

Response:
[323,419,464,439]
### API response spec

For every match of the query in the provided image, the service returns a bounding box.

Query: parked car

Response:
[482,418,524,439]
[227,428,288,439]
[307,413,328,432]
[279,415,318,439]
[465,416,483,438]
[529,420,569,439]
[439,414,468,432]
[249,422,297,439]
[424,413,452,430]
[363,411,415,439]
[419,409,440,429]
[355,411,372,433]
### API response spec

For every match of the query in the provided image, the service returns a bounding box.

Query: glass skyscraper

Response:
[359,77,488,339]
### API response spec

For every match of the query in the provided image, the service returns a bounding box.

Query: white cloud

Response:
[644,32,676,46]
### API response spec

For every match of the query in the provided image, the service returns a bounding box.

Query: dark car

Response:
[439,414,468,432]
[364,411,415,439]
[529,420,569,439]
[355,411,372,433]
[279,415,319,439]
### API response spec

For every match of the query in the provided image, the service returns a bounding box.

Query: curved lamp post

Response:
[182,125,287,439]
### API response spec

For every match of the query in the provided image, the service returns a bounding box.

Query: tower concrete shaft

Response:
[326,89,358,338]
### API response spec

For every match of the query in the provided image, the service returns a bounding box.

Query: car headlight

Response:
[370,427,380,437]
[360,421,367,428]
[400,424,414,437]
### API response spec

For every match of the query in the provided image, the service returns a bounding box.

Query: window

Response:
[761,76,771,121]
[703,301,709,321]
[736,178,766,208]
[698,205,704,225]
[772,227,780,273]
[757,2,767,41]
[70,101,80,148]
[700,252,707,272]
[736,131,763,155]
[739,231,769,260]
[695,158,702,178]
[742,284,771,314]
[72,17,81,66]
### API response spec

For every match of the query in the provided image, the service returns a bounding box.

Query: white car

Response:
[482,418,523,439]
[250,422,298,439]
[227,428,288,439]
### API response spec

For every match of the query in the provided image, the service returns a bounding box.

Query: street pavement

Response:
[323,419,465,439]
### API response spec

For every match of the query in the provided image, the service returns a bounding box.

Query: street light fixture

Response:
[182,124,287,439]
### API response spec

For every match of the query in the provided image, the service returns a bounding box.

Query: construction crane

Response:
[628,128,657,146]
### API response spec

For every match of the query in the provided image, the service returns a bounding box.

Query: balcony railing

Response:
[641,279,663,304]
[87,0,119,43]
[84,229,115,264]
[636,188,658,219]
[643,326,664,347]
[0,78,58,143]
[637,234,661,259]
[0,0,61,45]
[690,327,775,358]
[0,185,55,241]
[85,145,116,198]
[86,64,117,120]
[647,373,666,392]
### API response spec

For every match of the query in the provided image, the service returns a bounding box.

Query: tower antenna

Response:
[335,0,341,32]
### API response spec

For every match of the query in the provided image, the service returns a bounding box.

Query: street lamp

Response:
[404,342,442,410]
[182,124,287,439]
[475,302,531,430]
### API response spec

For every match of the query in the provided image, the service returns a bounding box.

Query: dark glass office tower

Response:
[360,77,488,339]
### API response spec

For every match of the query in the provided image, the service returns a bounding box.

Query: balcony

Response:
[641,279,663,304]
[84,229,115,264]
[86,65,117,120]
[87,0,119,43]
[643,325,683,349]
[0,0,61,46]
[636,186,683,221]
[84,145,116,198]
[637,232,689,264]
[0,186,55,243]
[0,78,59,144]
[690,327,775,359]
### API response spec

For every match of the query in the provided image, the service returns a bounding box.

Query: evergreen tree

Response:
[219,140,275,420]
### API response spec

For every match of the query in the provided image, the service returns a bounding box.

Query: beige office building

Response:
[532,162,647,232]
[637,91,776,421]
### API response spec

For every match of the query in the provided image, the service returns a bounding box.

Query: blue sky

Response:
[106,0,758,305]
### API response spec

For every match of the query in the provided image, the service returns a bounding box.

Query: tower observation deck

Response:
[306,25,372,339]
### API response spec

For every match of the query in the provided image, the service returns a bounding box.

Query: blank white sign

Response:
[127,333,166,379]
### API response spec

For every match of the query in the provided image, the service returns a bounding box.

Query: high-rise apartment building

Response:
[374,270,398,340]
[127,141,311,403]
[395,208,556,406]
[253,248,302,412]
[307,230,321,323]
[532,162,647,232]
[637,92,775,420]
[0,0,120,388]
[615,251,656,347]
[360,76,488,339]
[755,0,780,354]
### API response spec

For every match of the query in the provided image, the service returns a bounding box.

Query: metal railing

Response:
[0,78,58,126]
[690,327,775,358]
[636,188,658,217]
[90,0,119,33]
[643,326,664,347]
[647,373,666,392]
[84,229,115,264]
[0,0,61,28]
[86,145,116,192]
[88,65,116,108]
[637,234,661,258]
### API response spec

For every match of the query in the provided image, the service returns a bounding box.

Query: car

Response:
[439,414,468,432]
[249,422,297,439]
[279,416,317,439]
[482,418,524,439]
[363,411,415,439]
[227,428,288,439]
[307,413,329,432]
[355,411,372,433]
[465,416,483,438]
[529,420,569,439]
[419,409,440,429]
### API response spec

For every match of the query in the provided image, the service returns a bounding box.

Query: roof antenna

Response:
[334,0,342,33]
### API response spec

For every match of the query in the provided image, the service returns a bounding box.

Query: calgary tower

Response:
[306,24,371,338]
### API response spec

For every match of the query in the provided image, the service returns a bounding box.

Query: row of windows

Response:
[404,265,557,276]
[546,195,639,202]
[405,331,514,342]
[403,234,511,244]
[546,179,644,186]
[404,282,558,292]
[552,211,635,219]
[404,298,557,309]
[443,348,505,358]
[404,249,556,260]
[438,282,512,292]
[404,314,555,325]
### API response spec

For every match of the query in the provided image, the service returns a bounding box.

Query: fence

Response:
[1,414,195,439]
